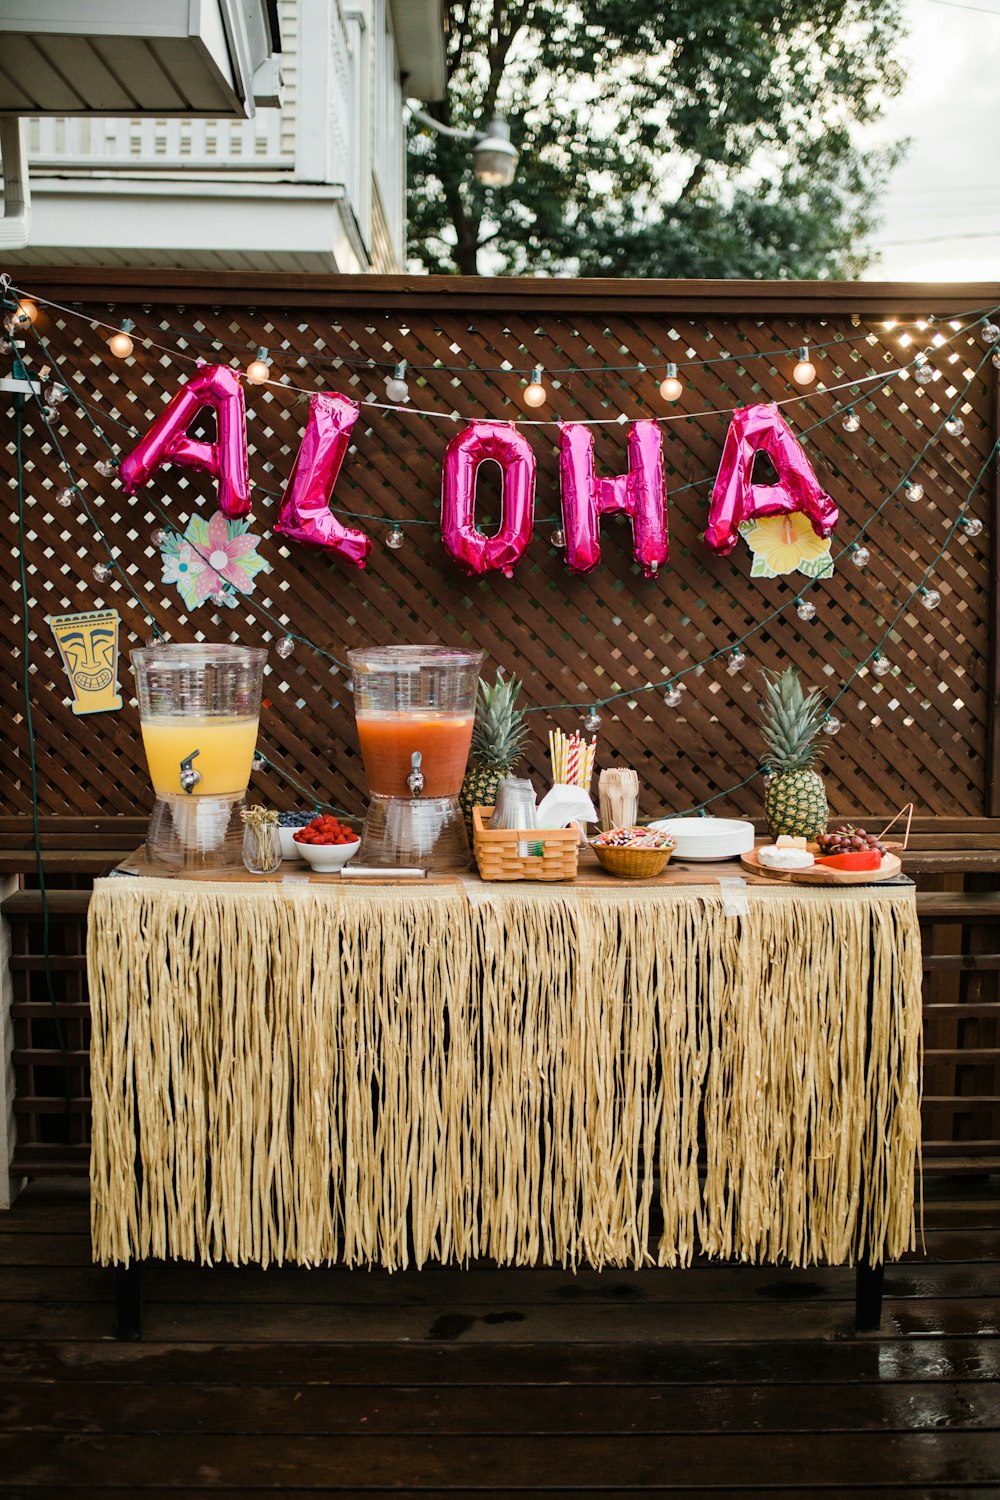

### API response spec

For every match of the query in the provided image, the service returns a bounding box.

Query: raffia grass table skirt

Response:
[87,876,922,1271]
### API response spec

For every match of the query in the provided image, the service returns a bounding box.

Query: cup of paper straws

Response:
[548,728,597,790]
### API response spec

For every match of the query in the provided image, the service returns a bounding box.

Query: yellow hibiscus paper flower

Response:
[740,510,834,580]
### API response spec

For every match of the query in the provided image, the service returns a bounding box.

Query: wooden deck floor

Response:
[1,1179,998,1497]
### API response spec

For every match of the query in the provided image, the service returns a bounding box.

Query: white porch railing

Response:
[27,113,290,171]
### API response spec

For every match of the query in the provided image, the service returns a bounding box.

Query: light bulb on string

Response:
[551,527,565,549]
[920,587,941,611]
[871,653,893,678]
[944,414,965,437]
[92,561,114,584]
[583,708,602,732]
[796,598,817,622]
[961,515,984,538]
[13,299,37,325]
[851,544,871,569]
[792,346,816,385]
[992,350,1000,371]
[981,323,1000,345]
[913,351,935,384]
[842,407,861,433]
[384,361,410,404]
[663,684,683,708]
[822,715,842,737]
[39,404,58,422]
[44,382,68,406]
[55,486,76,509]
[107,319,134,359]
[523,365,547,408]
[95,458,118,478]
[728,647,747,671]
[246,347,271,384]
[151,527,170,548]
[252,752,266,772]
[904,480,924,502]
[659,362,683,402]
[275,635,295,659]
[386,525,405,550]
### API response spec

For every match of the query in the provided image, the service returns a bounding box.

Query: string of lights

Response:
[2,282,994,821]
[7,280,998,425]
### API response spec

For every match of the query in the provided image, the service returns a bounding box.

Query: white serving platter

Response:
[647,817,756,861]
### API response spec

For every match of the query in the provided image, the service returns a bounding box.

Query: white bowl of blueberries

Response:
[277,810,319,860]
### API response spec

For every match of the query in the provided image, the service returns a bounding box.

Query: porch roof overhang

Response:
[0,0,281,120]
[389,0,446,101]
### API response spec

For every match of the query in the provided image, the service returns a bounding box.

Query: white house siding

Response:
[4,0,416,272]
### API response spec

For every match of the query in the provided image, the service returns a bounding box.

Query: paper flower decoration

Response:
[160,511,270,609]
[740,511,834,581]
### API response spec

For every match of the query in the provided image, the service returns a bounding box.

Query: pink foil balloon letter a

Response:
[440,422,535,577]
[274,393,370,568]
[558,421,668,578]
[119,364,251,519]
[704,403,838,557]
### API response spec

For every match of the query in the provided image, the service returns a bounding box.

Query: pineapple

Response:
[459,671,529,833]
[759,667,829,841]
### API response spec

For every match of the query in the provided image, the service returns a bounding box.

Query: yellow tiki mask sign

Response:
[47,609,123,715]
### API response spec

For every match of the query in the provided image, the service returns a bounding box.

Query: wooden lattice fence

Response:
[2,271,999,833]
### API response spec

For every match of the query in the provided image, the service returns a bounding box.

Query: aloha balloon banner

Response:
[120,370,836,579]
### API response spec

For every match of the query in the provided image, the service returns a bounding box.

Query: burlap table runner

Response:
[87,877,922,1270]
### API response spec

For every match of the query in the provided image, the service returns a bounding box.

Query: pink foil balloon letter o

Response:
[558,421,668,578]
[440,422,536,577]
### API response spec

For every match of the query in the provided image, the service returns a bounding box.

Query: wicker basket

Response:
[472,806,580,882]
[592,843,673,879]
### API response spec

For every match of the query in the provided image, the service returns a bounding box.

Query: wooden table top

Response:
[113,846,914,892]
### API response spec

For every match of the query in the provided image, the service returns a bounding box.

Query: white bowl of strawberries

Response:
[292,814,361,872]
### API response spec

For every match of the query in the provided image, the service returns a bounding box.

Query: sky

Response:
[863,0,1000,280]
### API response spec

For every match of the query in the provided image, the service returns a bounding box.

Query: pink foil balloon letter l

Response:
[273,393,370,568]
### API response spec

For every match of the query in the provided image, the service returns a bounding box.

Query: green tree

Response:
[407,1,906,277]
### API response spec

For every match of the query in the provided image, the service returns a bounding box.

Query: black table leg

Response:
[114,1260,143,1340]
[854,1256,884,1331]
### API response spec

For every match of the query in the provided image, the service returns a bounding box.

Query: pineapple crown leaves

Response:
[758,666,829,775]
[470,668,530,767]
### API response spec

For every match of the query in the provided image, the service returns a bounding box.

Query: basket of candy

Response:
[592,826,675,879]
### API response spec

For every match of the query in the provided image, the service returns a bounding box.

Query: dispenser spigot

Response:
[407,751,425,797]
[179,750,202,794]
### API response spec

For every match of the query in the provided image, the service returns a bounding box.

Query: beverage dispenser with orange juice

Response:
[132,643,266,870]
[348,645,484,868]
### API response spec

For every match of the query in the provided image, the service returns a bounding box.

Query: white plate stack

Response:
[647,816,756,861]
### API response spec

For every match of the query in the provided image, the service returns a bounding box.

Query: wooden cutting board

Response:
[740,847,902,885]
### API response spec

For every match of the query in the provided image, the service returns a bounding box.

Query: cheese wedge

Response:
[775,835,808,849]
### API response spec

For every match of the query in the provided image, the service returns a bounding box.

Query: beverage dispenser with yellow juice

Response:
[132,643,266,870]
